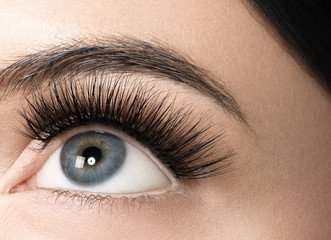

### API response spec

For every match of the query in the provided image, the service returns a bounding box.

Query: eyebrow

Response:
[0,36,246,123]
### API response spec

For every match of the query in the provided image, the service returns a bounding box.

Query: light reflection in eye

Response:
[37,130,175,195]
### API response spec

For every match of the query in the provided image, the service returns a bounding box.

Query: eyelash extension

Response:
[17,73,234,179]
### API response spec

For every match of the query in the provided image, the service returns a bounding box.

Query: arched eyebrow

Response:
[0,36,246,124]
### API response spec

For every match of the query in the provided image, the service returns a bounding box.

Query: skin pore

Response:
[0,0,330,239]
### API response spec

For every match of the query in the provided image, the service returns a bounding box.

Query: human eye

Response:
[33,129,174,195]
[5,74,234,205]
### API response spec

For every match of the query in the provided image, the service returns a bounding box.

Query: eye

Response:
[36,129,174,195]
[7,78,233,197]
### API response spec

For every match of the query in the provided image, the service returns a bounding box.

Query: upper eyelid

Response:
[0,36,248,127]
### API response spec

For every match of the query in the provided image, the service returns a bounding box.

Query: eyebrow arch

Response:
[0,36,246,124]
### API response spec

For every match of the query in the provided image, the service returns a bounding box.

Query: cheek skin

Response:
[0,190,212,240]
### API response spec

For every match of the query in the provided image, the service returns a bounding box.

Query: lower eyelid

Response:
[46,185,187,209]
[3,184,190,215]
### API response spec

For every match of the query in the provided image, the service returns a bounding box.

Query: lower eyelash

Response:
[17,73,234,179]
[47,188,189,212]
[50,189,149,211]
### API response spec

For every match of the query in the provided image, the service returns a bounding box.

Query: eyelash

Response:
[17,73,233,179]
[46,188,188,211]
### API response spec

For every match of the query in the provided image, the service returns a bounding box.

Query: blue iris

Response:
[60,131,126,185]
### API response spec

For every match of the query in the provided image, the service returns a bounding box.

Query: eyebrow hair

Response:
[0,36,246,123]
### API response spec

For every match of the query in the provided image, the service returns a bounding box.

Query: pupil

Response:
[82,146,102,165]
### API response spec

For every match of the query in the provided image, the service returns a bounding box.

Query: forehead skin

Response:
[0,0,330,239]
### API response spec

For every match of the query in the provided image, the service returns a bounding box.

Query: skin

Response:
[0,0,330,239]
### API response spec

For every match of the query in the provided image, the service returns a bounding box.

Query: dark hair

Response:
[251,0,330,91]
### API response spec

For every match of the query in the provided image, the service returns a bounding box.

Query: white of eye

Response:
[37,138,173,195]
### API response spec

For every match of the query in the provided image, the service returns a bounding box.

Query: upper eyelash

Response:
[17,73,234,179]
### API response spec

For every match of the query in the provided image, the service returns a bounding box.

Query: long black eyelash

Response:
[18,73,234,179]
